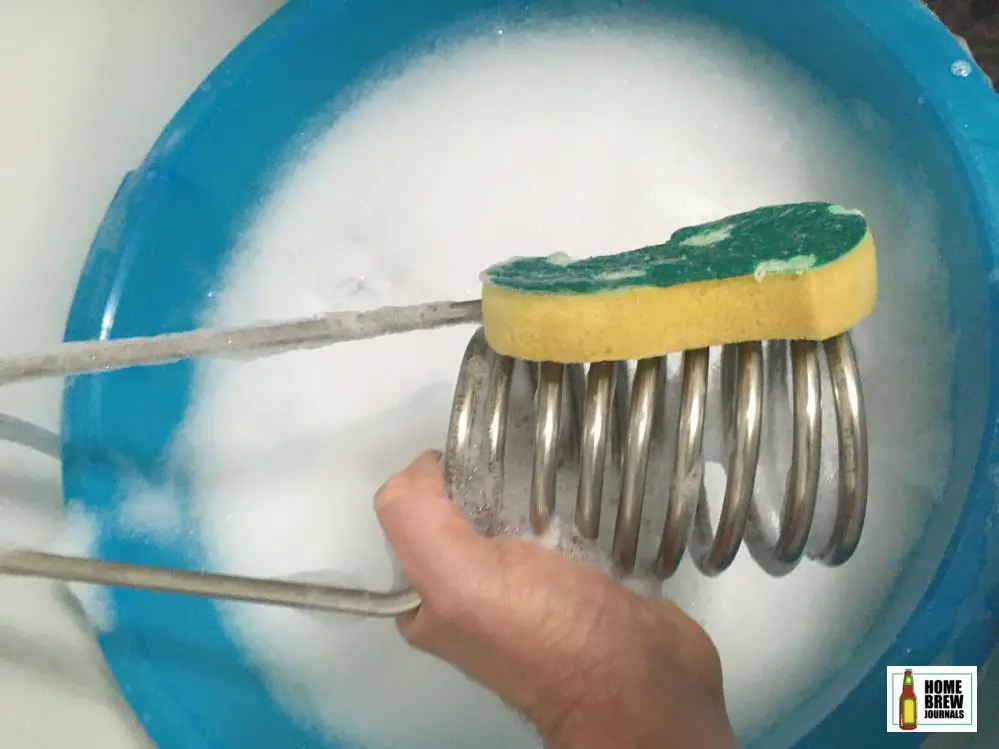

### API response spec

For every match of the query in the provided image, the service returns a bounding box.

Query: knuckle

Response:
[397,611,430,648]
[398,606,457,662]
[423,584,473,627]
[673,618,725,690]
[375,472,413,511]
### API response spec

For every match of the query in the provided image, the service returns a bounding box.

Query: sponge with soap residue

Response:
[479,202,877,363]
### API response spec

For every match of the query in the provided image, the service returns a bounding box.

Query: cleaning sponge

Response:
[480,202,877,363]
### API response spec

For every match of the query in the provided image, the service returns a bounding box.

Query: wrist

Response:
[532,685,657,749]
[525,658,654,748]
[526,657,734,749]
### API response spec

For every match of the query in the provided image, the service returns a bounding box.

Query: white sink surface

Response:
[0,2,281,745]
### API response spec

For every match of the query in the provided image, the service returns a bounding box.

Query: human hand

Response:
[375,450,738,749]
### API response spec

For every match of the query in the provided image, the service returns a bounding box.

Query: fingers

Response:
[374,449,485,599]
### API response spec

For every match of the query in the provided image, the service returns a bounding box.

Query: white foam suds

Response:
[55,501,115,633]
[0,493,117,634]
[116,481,182,543]
[164,17,953,748]
[681,225,733,247]
[753,254,816,281]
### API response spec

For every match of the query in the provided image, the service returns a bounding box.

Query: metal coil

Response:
[0,302,867,612]
[445,328,868,579]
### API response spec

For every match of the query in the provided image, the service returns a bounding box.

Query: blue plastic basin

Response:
[61,1,999,747]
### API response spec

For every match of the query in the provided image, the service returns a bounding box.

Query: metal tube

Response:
[0,551,421,616]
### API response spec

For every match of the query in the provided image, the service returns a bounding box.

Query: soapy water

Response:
[115,479,184,544]
[52,501,116,634]
[12,482,184,635]
[106,15,956,749]
[0,494,115,633]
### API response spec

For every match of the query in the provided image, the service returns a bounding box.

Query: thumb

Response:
[374,450,484,596]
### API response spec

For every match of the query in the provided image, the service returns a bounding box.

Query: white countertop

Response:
[0,2,282,745]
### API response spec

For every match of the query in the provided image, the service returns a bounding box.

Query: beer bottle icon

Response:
[900,669,918,730]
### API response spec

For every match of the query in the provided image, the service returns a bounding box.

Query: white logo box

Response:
[886,666,978,733]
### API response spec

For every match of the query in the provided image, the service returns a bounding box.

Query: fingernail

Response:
[411,449,443,468]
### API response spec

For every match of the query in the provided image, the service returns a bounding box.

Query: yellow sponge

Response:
[480,202,877,363]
